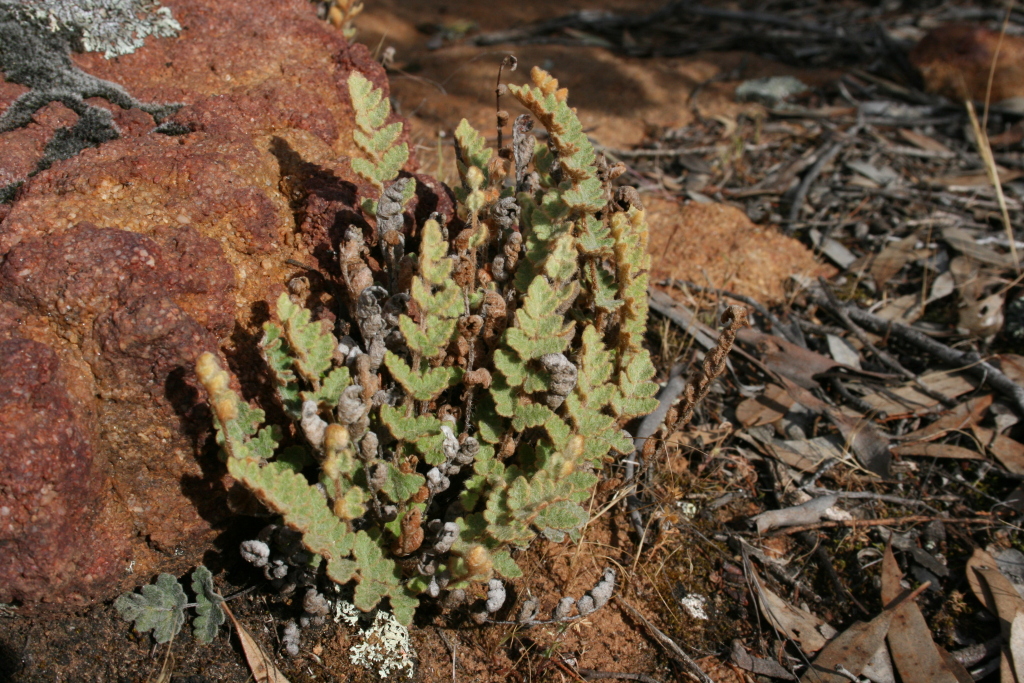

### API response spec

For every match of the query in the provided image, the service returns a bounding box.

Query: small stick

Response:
[615,597,715,683]
[664,278,804,347]
[769,515,994,536]
[803,487,941,513]
[818,278,912,379]
[579,669,663,683]
[624,365,687,539]
[823,297,1024,415]
[816,279,956,408]
[786,139,844,229]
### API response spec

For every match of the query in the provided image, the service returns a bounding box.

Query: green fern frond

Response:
[349,71,409,197]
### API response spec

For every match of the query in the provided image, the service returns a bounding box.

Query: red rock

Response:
[0,338,130,606]
[911,24,1024,104]
[0,0,447,610]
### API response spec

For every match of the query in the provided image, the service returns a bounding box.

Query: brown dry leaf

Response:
[897,394,994,442]
[899,128,953,153]
[997,354,1024,386]
[736,384,794,427]
[966,549,1024,640]
[780,377,891,475]
[1011,612,1024,683]
[943,226,1020,269]
[1001,648,1016,683]
[973,426,1024,475]
[830,410,892,477]
[874,292,925,324]
[752,568,829,654]
[958,292,1006,338]
[871,231,920,285]
[931,167,1023,188]
[860,371,976,416]
[798,585,934,683]
[990,123,1024,148]
[892,442,984,460]
[826,334,862,369]
[737,327,842,389]
[222,603,292,683]
[881,544,966,683]
[764,435,847,472]
[798,609,896,683]
[938,649,977,683]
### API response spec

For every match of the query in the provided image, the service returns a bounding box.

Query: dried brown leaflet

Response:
[670,304,749,431]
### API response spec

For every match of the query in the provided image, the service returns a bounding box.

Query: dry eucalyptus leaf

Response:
[730,639,797,680]
[752,569,829,653]
[892,442,984,460]
[874,292,924,324]
[765,435,847,472]
[736,383,794,427]
[1010,612,1024,683]
[862,644,897,683]
[898,128,953,153]
[870,232,919,285]
[826,334,862,369]
[973,426,1024,475]
[929,270,956,303]
[222,603,291,683]
[997,355,1024,386]
[1001,649,1016,683]
[859,371,975,416]
[897,394,993,443]
[799,609,897,683]
[740,328,841,389]
[958,292,1005,339]
[931,167,1023,188]
[943,226,1020,269]
[966,549,1024,640]
[881,544,965,683]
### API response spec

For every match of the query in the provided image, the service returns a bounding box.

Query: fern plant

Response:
[195,66,665,626]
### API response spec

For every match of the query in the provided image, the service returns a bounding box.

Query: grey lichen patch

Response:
[19,0,181,59]
[0,0,183,200]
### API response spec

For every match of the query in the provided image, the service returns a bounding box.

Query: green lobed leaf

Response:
[348,71,408,189]
[191,565,226,644]
[350,531,418,626]
[276,293,336,386]
[454,118,492,185]
[379,404,446,464]
[227,458,353,563]
[384,351,463,402]
[378,462,425,503]
[115,573,187,644]
[302,366,351,408]
[491,550,524,579]
[260,321,301,419]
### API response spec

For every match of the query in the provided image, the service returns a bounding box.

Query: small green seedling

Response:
[115,565,226,644]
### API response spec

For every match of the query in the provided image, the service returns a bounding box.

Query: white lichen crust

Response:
[336,600,416,679]
[18,0,181,58]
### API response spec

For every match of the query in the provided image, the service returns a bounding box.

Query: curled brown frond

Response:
[673,305,749,430]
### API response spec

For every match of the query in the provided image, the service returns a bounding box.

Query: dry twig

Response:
[615,597,714,683]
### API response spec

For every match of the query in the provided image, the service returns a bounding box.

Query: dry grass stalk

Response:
[965,102,1019,274]
[969,2,1019,273]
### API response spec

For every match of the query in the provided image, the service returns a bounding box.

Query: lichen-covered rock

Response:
[0,0,446,610]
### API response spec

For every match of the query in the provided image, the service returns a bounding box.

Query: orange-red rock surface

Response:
[911,24,1024,104]
[0,0,436,608]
